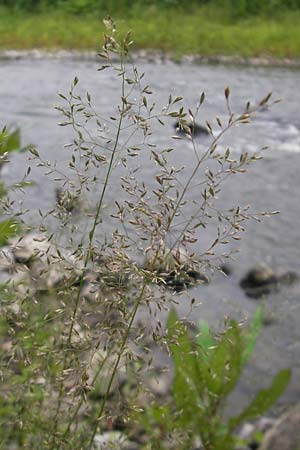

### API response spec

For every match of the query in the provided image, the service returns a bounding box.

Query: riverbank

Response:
[1,7,300,59]
[1,48,300,68]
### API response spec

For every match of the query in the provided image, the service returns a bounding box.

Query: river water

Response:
[1,57,300,411]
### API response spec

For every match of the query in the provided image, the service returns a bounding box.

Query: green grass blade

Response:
[229,369,291,429]
[241,306,264,364]
[0,219,19,247]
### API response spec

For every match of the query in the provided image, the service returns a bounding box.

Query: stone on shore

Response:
[92,432,139,450]
[258,404,300,450]
[10,233,51,264]
[0,246,15,270]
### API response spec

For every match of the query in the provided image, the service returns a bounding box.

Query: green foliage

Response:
[0,126,20,156]
[214,0,300,17]
[0,126,29,156]
[0,218,19,246]
[0,301,62,449]
[0,127,26,246]
[1,7,300,58]
[2,0,300,15]
[141,308,290,450]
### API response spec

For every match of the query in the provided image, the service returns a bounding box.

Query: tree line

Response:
[2,0,300,15]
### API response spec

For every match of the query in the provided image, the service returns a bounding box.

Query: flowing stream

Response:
[1,56,300,411]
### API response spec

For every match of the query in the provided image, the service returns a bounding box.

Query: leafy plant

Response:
[0,126,29,158]
[0,126,28,246]
[140,308,290,450]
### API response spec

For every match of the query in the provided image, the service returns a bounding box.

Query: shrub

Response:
[138,308,290,450]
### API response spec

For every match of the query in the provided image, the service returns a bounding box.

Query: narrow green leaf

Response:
[0,128,20,155]
[0,219,20,247]
[197,320,215,360]
[207,321,243,397]
[167,309,204,427]
[229,369,291,429]
[241,307,264,364]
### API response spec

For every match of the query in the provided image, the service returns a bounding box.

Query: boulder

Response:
[87,348,127,399]
[10,233,51,264]
[240,263,278,298]
[174,120,210,137]
[92,432,138,450]
[240,263,299,298]
[8,233,86,291]
[0,246,15,270]
[259,404,300,450]
[145,247,209,292]
[159,266,209,292]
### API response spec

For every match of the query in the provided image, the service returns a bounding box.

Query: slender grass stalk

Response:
[86,282,147,450]
[62,352,110,439]
[163,113,253,264]
[165,120,235,234]
[83,121,240,450]
[51,51,127,449]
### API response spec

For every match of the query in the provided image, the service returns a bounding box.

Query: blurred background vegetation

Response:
[2,0,300,16]
[0,0,300,58]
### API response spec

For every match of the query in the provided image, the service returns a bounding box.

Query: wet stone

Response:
[240,263,300,298]
[145,247,209,292]
[174,120,210,136]
[159,267,209,292]
[258,404,300,450]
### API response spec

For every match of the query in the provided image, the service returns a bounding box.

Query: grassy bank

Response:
[0,6,300,58]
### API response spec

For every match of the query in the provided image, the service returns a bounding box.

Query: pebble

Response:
[92,432,138,450]
[259,404,300,450]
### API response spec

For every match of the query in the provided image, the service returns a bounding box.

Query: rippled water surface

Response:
[1,58,300,409]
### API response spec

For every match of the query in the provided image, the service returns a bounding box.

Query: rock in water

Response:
[174,120,210,136]
[145,247,209,292]
[278,271,300,285]
[241,263,276,286]
[160,267,209,292]
[240,263,278,298]
[240,263,300,299]
[259,404,300,450]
